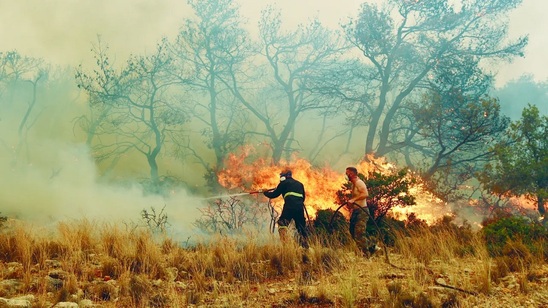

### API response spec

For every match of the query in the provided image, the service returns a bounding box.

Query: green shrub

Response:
[482,215,548,257]
[312,209,351,246]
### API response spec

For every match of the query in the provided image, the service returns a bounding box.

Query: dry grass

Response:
[0,219,546,307]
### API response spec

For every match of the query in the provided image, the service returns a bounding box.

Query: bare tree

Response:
[76,40,187,192]
[194,197,269,234]
[170,0,251,189]
[0,51,48,165]
[141,205,170,234]
[237,8,347,163]
[172,2,350,169]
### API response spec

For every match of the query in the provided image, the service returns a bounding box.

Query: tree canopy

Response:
[478,104,548,218]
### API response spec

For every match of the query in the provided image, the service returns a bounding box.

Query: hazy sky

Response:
[1,0,546,87]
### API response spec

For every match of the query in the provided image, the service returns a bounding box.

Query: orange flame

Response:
[217,147,344,218]
[355,156,452,224]
[217,147,451,223]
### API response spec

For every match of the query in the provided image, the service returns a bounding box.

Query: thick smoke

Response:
[0,139,204,241]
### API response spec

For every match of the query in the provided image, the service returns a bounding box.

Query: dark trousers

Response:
[278,205,308,248]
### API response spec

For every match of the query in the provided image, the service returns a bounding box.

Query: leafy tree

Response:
[343,0,527,157]
[412,93,510,201]
[74,40,117,149]
[478,104,547,218]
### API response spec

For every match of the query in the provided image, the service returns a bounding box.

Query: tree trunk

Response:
[271,114,297,164]
[148,153,160,189]
[365,95,386,155]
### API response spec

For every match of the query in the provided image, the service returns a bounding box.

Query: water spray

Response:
[202,189,274,200]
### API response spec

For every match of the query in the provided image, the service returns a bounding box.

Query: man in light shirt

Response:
[345,166,374,255]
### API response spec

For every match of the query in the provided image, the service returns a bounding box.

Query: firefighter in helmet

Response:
[262,170,309,248]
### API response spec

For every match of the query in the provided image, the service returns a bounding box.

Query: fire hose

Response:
[329,201,396,267]
[252,188,312,234]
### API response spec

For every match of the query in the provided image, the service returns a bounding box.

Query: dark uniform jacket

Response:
[264,177,306,209]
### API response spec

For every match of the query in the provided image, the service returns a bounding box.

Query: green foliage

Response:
[482,215,548,258]
[334,168,416,247]
[312,209,351,246]
[313,209,347,233]
[478,104,548,216]
[414,94,510,202]
[366,169,416,220]
[336,169,416,221]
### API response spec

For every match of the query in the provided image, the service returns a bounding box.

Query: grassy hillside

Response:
[0,217,547,307]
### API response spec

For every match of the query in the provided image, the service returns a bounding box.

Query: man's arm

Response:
[264,182,283,199]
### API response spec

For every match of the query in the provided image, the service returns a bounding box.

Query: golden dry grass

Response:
[0,219,546,307]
